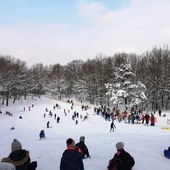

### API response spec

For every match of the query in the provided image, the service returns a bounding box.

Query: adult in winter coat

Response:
[144,113,150,125]
[150,114,155,126]
[1,139,37,170]
[107,142,135,170]
[60,138,84,170]
[76,136,90,158]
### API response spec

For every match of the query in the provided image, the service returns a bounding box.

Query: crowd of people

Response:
[1,99,169,170]
[2,137,169,170]
[95,105,158,126]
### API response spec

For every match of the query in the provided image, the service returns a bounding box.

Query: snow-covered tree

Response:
[106,62,147,108]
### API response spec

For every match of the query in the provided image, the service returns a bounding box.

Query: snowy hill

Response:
[0,96,170,170]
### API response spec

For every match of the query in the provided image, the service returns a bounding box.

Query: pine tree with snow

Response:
[106,62,147,108]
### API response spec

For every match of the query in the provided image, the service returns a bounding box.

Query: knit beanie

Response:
[79,136,85,142]
[116,142,124,150]
[11,139,22,152]
[0,162,16,170]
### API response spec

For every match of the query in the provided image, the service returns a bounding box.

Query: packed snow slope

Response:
[0,96,170,170]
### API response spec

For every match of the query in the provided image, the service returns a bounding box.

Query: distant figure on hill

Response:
[158,109,162,117]
[47,121,50,128]
[150,114,155,126]
[145,113,150,126]
[11,127,15,130]
[75,120,78,125]
[110,122,116,132]
[39,130,45,139]
[57,117,60,123]
[54,114,57,119]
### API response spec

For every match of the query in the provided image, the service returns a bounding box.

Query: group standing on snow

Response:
[1,97,169,170]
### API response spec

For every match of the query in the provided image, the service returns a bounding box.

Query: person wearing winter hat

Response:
[1,139,37,170]
[60,138,84,170]
[107,142,135,170]
[116,142,124,150]
[79,136,85,142]
[11,139,22,152]
[76,136,90,158]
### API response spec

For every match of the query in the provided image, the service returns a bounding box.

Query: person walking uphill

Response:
[60,138,84,170]
[107,142,135,170]
[1,139,37,170]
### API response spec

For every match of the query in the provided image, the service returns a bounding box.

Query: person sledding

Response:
[82,115,88,121]
[164,146,170,159]
[76,136,90,158]
[39,130,45,139]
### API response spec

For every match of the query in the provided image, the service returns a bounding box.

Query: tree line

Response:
[0,45,170,110]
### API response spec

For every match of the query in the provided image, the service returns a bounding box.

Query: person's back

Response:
[107,142,135,170]
[1,139,37,170]
[60,138,84,170]
[114,149,135,170]
[2,150,31,170]
[76,136,90,158]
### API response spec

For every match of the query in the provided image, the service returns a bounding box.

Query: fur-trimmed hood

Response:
[1,150,30,169]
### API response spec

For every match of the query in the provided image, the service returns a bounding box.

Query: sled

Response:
[164,156,170,159]
[162,127,170,130]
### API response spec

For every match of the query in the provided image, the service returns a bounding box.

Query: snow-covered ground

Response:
[0,96,170,170]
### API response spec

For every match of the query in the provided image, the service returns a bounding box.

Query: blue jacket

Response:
[60,148,84,170]
[164,149,170,158]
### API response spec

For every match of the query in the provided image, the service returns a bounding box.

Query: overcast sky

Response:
[0,0,170,67]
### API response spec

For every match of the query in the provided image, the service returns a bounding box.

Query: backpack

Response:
[107,157,122,170]
[77,147,85,157]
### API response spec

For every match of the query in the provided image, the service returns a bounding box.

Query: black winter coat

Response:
[76,142,90,157]
[113,149,135,170]
[60,148,84,170]
[1,150,31,170]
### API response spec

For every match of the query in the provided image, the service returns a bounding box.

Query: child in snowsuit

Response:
[76,136,90,158]
[39,130,45,139]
